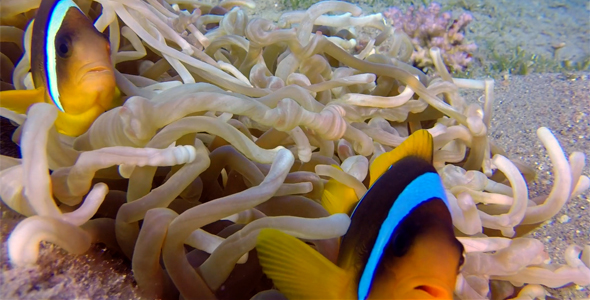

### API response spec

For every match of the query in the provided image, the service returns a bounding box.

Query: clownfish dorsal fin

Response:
[320,165,359,215]
[369,129,433,186]
[256,228,355,299]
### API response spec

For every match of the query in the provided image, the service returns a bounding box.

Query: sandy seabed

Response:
[1,0,589,299]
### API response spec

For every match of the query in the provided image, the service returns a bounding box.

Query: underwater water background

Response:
[0,0,588,299]
[256,0,590,76]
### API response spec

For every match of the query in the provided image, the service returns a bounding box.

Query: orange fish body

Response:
[1,0,117,136]
[256,130,465,299]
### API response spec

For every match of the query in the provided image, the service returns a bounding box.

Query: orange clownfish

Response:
[1,0,117,136]
[256,130,465,299]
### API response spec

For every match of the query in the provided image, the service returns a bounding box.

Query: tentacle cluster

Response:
[0,1,588,299]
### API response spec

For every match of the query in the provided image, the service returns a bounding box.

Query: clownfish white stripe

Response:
[45,0,80,112]
[357,172,449,300]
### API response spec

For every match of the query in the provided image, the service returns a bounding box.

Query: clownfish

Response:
[0,0,117,136]
[256,130,465,299]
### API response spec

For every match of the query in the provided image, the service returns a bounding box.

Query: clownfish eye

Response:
[55,36,73,58]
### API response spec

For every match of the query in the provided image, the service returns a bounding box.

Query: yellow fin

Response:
[369,129,433,186]
[0,88,45,114]
[256,229,354,299]
[54,103,105,136]
[109,87,124,109]
[321,165,359,215]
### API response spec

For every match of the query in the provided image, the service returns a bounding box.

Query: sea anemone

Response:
[0,0,588,299]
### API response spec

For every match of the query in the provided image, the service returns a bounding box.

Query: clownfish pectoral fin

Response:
[321,168,359,216]
[53,104,105,136]
[256,229,355,300]
[108,86,124,109]
[369,129,434,186]
[0,87,45,114]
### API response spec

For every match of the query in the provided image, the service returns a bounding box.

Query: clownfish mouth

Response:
[78,64,114,84]
[88,66,110,73]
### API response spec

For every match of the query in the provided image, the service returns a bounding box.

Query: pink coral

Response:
[383,2,477,72]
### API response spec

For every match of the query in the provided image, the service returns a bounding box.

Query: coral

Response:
[383,2,477,72]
